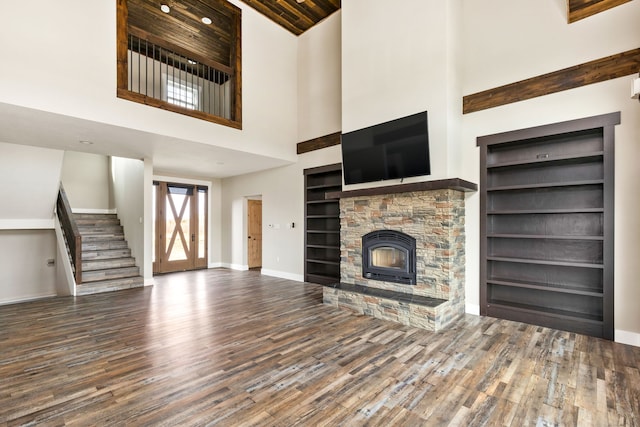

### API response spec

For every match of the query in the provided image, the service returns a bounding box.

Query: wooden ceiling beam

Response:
[567,0,632,23]
[463,48,640,114]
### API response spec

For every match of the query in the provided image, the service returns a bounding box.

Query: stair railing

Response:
[56,184,82,284]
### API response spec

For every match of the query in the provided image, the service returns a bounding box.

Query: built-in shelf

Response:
[304,163,342,285]
[487,151,604,169]
[306,259,340,266]
[478,112,619,340]
[486,278,603,297]
[487,179,603,192]
[487,256,603,269]
[487,301,603,324]
[487,234,604,241]
[307,244,337,249]
[487,208,604,215]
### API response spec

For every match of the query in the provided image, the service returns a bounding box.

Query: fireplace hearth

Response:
[362,230,416,285]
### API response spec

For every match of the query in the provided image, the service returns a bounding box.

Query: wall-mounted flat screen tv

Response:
[341,111,431,185]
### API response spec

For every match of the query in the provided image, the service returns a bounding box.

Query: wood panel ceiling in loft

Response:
[127,0,235,67]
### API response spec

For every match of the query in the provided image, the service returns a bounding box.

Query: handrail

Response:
[56,184,82,284]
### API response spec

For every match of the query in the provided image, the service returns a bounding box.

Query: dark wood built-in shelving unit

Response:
[478,112,620,340]
[304,163,342,285]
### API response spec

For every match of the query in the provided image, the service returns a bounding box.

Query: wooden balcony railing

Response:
[57,184,82,284]
[118,28,239,128]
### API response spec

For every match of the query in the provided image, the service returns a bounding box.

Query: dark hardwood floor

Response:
[0,269,638,426]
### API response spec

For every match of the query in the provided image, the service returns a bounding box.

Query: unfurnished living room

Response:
[0,0,639,425]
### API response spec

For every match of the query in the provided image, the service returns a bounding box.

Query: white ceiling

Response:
[0,102,293,179]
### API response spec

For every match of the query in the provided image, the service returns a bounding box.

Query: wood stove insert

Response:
[362,230,416,285]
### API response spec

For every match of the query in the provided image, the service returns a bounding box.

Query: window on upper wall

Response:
[116,0,242,129]
[166,75,200,110]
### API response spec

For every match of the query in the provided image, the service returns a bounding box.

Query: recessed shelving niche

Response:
[303,163,342,285]
[478,112,620,340]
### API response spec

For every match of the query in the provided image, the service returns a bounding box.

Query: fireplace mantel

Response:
[325,178,477,200]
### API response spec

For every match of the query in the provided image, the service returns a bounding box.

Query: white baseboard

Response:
[208,262,223,269]
[0,219,54,229]
[224,263,249,271]
[260,269,304,282]
[0,293,57,306]
[615,329,640,347]
[72,208,117,214]
[465,303,480,316]
[144,278,154,287]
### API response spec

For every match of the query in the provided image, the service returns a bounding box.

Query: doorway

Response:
[153,181,208,274]
[247,199,262,269]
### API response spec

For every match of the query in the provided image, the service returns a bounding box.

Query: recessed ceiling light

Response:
[188,59,197,65]
[160,4,170,13]
[296,0,305,3]
[201,17,212,25]
[79,140,94,145]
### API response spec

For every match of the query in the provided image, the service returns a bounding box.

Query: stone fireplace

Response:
[323,179,477,331]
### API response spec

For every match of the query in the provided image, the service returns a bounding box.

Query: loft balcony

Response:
[116,0,242,129]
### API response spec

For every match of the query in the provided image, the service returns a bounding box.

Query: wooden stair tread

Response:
[82,258,137,271]
[82,248,132,261]
[81,266,140,282]
[82,241,128,251]
[76,276,144,296]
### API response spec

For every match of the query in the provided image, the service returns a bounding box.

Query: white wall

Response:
[0,230,57,304]
[0,0,298,163]
[460,0,640,342]
[221,7,343,278]
[111,157,146,280]
[341,0,460,185]
[298,11,342,141]
[61,151,113,212]
[0,142,64,228]
[221,146,342,278]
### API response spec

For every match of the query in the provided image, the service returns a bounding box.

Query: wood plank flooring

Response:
[0,268,638,426]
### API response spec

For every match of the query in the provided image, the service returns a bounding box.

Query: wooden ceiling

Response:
[127,0,239,67]
[566,0,632,23]
[241,0,340,35]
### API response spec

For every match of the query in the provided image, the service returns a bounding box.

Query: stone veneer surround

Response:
[323,180,476,331]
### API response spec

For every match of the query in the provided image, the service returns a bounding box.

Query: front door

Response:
[154,182,208,273]
[247,199,262,269]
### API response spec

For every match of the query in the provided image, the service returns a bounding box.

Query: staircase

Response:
[74,213,144,296]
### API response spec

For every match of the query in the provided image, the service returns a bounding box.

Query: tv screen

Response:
[341,111,431,185]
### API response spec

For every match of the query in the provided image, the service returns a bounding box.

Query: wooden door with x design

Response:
[154,182,208,273]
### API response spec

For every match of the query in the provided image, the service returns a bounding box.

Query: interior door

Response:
[247,199,262,269]
[154,182,208,273]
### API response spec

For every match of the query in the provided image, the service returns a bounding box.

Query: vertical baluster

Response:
[137,36,141,95]
[128,34,132,91]
[159,46,163,103]
[152,42,155,100]
[216,69,221,117]
[171,51,175,105]
[223,71,228,119]
[144,38,149,96]
[207,66,212,115]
